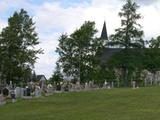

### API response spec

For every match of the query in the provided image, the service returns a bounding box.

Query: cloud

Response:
[0,19,7,31]
[139,1,160,40]
[135,0,158,6]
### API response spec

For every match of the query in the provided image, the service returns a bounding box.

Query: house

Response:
[36,75,47,81]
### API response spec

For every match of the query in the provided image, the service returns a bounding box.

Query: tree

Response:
[143,36,160,84]
[56,21,105,83]
[50,63,63,84]
[149,36,160,48]
[109,0,144,86]
[0,9,42,84]
[110,0,144,49]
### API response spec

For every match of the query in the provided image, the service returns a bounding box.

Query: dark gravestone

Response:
[2,88,9,97]
[26,88,31,96]
[10,90,16,103]
[56,84,61,91]
[64,85,69,91]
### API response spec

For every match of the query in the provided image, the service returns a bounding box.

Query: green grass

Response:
[1,87,160,120]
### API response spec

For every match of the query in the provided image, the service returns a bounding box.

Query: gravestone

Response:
[26,88,31,96]
[15,87,21,98]
[70,83,75,92]
[103,81,107,88]
[22,87,32,99]
[111,82,114,88]
[35,86,41,98]
[10,89,16,103]
[56,83,61,91]
[85,82,89,90]
[45,84,53,96]
[89,81,92,88]
[0,94,6,105]
[2,88,9,97]
[132,81,136,89]
[63,84,69,92]
[20,88,25,97]
[75,81,81,91]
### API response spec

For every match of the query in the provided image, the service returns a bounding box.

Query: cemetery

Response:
[1,0,160,120]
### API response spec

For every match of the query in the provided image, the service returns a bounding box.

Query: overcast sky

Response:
[1,0,160,78]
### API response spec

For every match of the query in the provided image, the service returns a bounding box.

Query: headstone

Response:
[9,81,13,89]
[111,82,114,88]
[103,81,107,88]
[22,87,32,99]
[20,88,25,97]
[56,83,61,91]
[85,82,89,90]
[10,89,16,103]
[0,94,6,105]
[89,81,92,88]
[26,88,31,96]
[35,86,41,98]
[132,81,136,89]
[64,85,69,92]
[70,84,75,92]
[15,87,21,98]
[47,84,53,92]
[75,81,80,91]
[2,88,9,97]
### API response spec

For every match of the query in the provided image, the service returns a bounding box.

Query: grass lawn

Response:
[1,87,160,120]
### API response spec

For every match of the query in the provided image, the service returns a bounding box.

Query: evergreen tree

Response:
[110,0,144,49]
[0,9,42,84]
[109,0,144,86]
[50,62,63,84]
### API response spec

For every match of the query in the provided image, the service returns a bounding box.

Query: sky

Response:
[0,0,160,79]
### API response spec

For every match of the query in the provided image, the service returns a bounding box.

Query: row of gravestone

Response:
[0,85,42,105]
[0,81,116,105]
[55,81,115,92]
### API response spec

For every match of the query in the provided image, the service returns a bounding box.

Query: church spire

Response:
[100,21,108,40]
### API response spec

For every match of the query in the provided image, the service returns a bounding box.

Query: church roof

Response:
[101,48,122,62]
[100,21,108,40]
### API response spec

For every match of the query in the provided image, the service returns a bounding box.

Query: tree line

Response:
[51,0,160,87]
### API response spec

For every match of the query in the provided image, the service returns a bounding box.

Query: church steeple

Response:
[100,21,108,40]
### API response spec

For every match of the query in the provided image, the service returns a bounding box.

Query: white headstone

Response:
[0,94,6,105]
[132,81,136,89]
[35,86,41,98]
[15,87,21,98]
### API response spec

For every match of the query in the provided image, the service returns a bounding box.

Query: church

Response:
[99,21,160,86]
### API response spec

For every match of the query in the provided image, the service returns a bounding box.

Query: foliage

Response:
[50,62,63,84]
[143,36,160,73]
[0,9,42,84]
[56,21,106,83]
[108,0,144,86]
[110,0,144,49]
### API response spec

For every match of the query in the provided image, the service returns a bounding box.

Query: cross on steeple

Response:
[100,21,108,40]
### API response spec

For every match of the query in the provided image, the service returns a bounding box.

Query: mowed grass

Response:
[1,87,160,120]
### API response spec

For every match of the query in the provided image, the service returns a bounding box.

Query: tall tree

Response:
[56,21,105,83]
[110,0,144,49]
[0,9,42,84]
[109,0,144,86]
